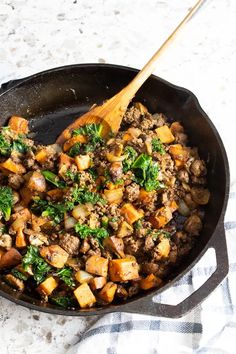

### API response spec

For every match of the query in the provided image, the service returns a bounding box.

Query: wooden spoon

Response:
[57,0,205,145]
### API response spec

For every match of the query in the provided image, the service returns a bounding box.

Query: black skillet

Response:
[0,64,230,318]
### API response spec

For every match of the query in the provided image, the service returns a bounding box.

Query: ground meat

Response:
[184,193,198,210]
[123,236,142,255]
[79,171,95,190]
[116,285,128,299]
[152,113,167,127]
[125,183,140,202]
[101,248,113,260]
[59,233,80,255]
[123,107,141,125]
[128,282,140,297]
[79,239,90,254]
[184,215,202,235]
[8,174,24,190]
[191,176,207,185]
[128,138,144,154]
[190,159,207,177]
[140,116,156,130]
[175,132,188,145]
[23,150,37,169]
[136,221,152,238]
[88,236,101,256]
[143,234,155,252]
[177,169,189,184]
[141,262,159,275]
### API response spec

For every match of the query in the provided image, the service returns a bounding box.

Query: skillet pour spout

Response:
[0,64,229,317]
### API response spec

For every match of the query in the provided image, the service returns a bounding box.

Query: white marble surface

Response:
[0,0,236,353]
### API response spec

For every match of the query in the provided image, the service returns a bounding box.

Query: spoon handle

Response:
[123,0,205,98]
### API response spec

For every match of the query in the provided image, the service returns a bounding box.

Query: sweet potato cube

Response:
[117,221,133,238]
[155,125,175,143]
[103,236,125,258]
[75,155,91,171]
[0,158,26,174]
[59,153,74,168]
[109,259,139,282]
[74,283,96,308]
[139,189,155,205]
[169,144,189,161]
[40,245,69,268]
[37,276,58,296]
[35,149,48,163]
[169,200,178,212]
[47,188,64,200]
[15,228,27,248]
[98,282,117,303]
[149,206,172,228]
[140,274,162,290]
[120,203,144,224]
[89,276,107,291]
[8,116,29,134]
[63,135,87,152]
[85,255,108,277]
[123,133,132,141]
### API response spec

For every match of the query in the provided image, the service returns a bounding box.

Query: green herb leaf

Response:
[0,186,13,221]
[51,296,75,308]
[123,146,138,173]
[42,170,66,189]
[64,170,80,183]
[0,133,11,156]
[134,219,143,230]
[56,267,75,287]
[22,245,52,284]
[12,138,29,154]
[152,230,171,240]
[65,186,105,210]
[68,142,81,157]
[31,199,66,224]
[151,138,165,154]
[74,223,109,246]
[132,153,163,192]
[73,124,104,151]
[11,269,28,281]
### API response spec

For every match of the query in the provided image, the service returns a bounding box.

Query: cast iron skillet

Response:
[0,64,230,318]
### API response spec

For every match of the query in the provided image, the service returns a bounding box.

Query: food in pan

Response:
[0,104,210,309]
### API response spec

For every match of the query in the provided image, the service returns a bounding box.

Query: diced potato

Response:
[0,248,22,269]
[98,282,117,303]
[20,187,34,205]
[0,158,26,174]
[139,189,155,206]
[75,155,91,171]
[109,259,139,282]
[103,236,125,258]
[11,207,31,222]
[104,188,123,204]
[15,228,27,248]
[89,276,107,291]
[85,255,108,277]
[75,270,94,284]
[64,216,77,230]
[8,116,29,134]
[40,245,69,268]
[155,125,175,144]
[63,135,87,152]
[157,237,170,258]
[27,171,46,192]
[74,283,96,308]
[31,214,47,231]
[126,127,142,138]
[72,204,91,220]
[35,149,48,163]
[149,206,172,228]
[120,203,144,224]
[5,274,25,291]
[140,274,162,290]
[117,221,133,238]
[37,276,58,296]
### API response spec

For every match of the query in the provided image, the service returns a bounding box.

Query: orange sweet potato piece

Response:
[89,276,107,291]
[155,125,175,143]
[20,187,35,206]
[37,276,58,296]
[140,274,162,290]
[74,283,96,308]
[85,255,108,277]
[0,248,22,269]
[47,188,64,200]
[117,221,133,238]
[0,158,26,174]
[149,206,173,228]
[59,153,74,168]
[168,200,178,212]
[40,245,69,268]
[109,259,139,282]
[8,116,29,134]
[98,282,117,303]
[35,149,48,163]
[63,135,87,152]
[120,203,144,224]
[15,228,27,248]
[139,189,155,206]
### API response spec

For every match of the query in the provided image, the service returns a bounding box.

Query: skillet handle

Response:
[122,223,228,318]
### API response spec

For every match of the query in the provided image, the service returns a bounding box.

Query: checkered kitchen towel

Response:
[68,182,236,353]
